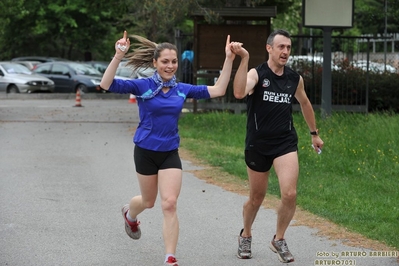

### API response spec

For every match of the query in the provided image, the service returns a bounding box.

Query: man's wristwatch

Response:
[310,130,318,136]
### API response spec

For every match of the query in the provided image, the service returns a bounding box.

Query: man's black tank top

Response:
[245,62,300,155]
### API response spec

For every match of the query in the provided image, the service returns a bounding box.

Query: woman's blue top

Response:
[109,78,210,151]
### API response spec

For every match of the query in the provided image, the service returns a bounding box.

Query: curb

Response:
[0,93,128,100]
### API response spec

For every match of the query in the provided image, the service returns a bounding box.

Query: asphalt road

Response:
[0,97,397,266]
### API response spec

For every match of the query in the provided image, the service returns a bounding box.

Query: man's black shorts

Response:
[245,145,297,172]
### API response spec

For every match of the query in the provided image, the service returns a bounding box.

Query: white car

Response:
[352,60,397,73]
[287,55,340,70]
[0,62,55,93]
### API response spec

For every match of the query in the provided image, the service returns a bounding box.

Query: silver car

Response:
[116,62,155,79]
[0,62,55,93]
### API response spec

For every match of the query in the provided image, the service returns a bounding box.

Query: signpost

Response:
[303,0,354,118]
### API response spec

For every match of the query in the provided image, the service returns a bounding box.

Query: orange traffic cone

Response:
[73,89,83,107]
[129,94,137,104]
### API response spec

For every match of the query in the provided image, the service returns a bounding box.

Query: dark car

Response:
[33,62,103,93]
[84,61,109,74]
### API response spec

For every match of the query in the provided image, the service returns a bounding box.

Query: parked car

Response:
[115,65,133,79]
[116,62,155,79]
[33,62,103,93]
[11,56,70,63]
[13,61,42,70]
[352,60,397,73]
[287,55,340,71]
[0,62,55,93]
[84,61,109,74]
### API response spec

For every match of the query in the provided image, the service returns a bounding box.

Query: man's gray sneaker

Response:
[237,229,252,259]
[269,235,295,263]
[121,204,141,240]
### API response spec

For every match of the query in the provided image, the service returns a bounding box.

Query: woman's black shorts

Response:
[134,145,182,175]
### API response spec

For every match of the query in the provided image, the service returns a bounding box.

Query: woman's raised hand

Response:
[115,31,131,57]
[225,35,236,60]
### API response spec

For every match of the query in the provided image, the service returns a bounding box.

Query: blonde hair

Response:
[125,35,178,71]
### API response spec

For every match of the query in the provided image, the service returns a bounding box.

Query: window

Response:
[35,65,51,74]
[51,64,69,75]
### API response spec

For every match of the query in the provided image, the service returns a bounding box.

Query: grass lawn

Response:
[178,110,399,250]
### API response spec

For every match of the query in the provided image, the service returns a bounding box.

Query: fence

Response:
[290,35,398,113]
[176,33,399,114]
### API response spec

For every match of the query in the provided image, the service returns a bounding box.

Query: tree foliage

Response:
[122,0,195,43]
[0,0,127,61]
[0,0,397,61]
[355,0,399,34]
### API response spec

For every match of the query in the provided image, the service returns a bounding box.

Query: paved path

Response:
[0,98,397,266]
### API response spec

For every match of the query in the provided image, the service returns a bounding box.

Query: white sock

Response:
[164,254,175,262]
[126,210,136,222]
